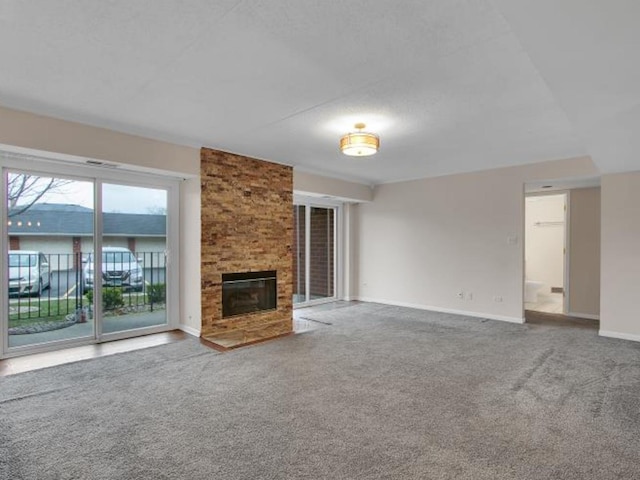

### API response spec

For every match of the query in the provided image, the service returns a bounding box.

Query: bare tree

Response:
[8,174,72,217]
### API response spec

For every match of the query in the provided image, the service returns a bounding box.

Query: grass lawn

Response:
[9,298,86,327]
[8,291,159,328]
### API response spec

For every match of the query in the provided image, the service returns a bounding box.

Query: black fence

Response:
[8,251,166,321]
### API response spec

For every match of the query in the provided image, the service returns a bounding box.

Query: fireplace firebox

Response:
[222,271,277,318]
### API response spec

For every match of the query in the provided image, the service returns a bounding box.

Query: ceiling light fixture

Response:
[340,123,379,157]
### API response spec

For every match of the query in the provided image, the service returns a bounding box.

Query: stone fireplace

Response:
[200,148,293,348]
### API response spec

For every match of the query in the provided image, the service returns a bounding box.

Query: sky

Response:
[20,177,167,214]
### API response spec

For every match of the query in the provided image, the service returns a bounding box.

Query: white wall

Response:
[80,236,168,269]
[135,238,166,253]
[80,237,93,256]
[354,157,599,323]
[525,194,565,294]
[19,237,73,271]
[568,187,600,318]
[600,172,640,341]
[135,238,167,269]
[179,177,202,334]
[0,106,201,335]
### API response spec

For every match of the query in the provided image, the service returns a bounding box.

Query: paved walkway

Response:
[9,310,167,348]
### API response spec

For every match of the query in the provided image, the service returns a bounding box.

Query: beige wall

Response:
[9,105,639,342]
[0,106,201,334]
[600,173,640,340]
[294,170,373,202]
[568,187,601,318]
[354,156,599,322]
[525,194,566,294]
[0,106,199,177]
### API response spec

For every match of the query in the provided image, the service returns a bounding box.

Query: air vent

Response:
[85,160,119,169]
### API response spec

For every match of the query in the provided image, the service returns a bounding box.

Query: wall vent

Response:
[85,159,119,168]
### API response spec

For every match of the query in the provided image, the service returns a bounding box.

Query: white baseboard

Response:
[179,324,201,337]
[355,297,525,324]
[599,330,640,343]
[568,312,600,320]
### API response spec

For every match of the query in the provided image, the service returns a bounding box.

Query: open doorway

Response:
[524,193,567,314]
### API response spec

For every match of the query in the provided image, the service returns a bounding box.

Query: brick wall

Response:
[200,148,293,346]
[292,205,306,299]
[309,207,334,297]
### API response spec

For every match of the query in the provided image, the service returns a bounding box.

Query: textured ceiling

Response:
[0,1,635,184]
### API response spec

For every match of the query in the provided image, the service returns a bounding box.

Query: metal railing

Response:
[8,251,166,321]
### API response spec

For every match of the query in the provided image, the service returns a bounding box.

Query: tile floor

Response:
[525,292,564,314]
[293,300,359,333]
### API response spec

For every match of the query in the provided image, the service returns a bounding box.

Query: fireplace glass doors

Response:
[222,271,277,318]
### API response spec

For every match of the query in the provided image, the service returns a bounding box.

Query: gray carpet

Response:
[1,303,640,479]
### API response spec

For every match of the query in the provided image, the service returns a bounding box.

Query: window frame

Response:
[0,151,180,359]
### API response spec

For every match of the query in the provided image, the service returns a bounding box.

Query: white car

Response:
[9,250,51,297]
[82,247,144,293]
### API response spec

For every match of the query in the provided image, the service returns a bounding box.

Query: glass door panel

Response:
[7,172,94,348]
[309,207,335,300]
[293,205,306,304]
[100,183,167,334]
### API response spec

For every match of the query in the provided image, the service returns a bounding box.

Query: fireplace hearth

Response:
[222,271,277,318]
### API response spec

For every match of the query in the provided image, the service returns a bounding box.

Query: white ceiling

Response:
[0,1,637,185]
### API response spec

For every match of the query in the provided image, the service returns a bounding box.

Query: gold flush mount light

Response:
[340,123,379,157]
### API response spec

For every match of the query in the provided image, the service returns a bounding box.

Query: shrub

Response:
[103,288,124,311]
[148,283,166,304]
[85,287,124,311]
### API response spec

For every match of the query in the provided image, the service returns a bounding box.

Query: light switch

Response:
[507,235,518,245]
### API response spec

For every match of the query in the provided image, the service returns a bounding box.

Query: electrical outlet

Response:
[457,291,464,299]
[493,296,503,303]
[467,292,473,301]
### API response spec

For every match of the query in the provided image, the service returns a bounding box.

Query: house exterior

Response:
[8,203,166,271]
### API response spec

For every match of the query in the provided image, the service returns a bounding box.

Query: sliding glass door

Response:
[1,154,178,357]
[293,200,338,306]
[293,205,306,304]
[6,172,95,348]
[99,183,168,335]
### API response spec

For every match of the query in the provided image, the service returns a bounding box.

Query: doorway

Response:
[524,193,567,314]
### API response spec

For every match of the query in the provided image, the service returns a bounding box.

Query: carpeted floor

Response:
[1,302,639,479]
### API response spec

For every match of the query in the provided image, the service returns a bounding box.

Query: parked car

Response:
[82,247,144,293]
[9,250,51,297]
